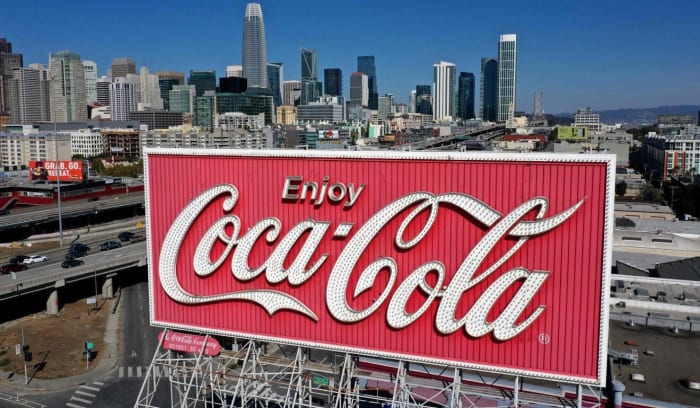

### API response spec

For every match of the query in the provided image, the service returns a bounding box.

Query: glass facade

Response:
[457,72,475,120]
[195,93,216,131]
[159,78,179,111]
[324,68,342,97]
[357,56,377,109]
[266,63,283,107]
[480,58,498,122]
[497,34,517,123]
[242,3,267,88]
[415,85,432,115]
[216,92,274,125]
[188,70,216,97]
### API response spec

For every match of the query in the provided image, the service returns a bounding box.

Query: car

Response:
[118,231,136,242]
[99,241,122,251]
[61,259,84,268]
[130,234,146,243]
[65,250,88,259]
[69,242,90,252]
[22,255,48,264]
[1,263,28,274]
[0,209,9,215]
[8,255,29,264]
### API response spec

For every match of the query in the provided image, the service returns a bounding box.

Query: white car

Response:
[22,255,48,264]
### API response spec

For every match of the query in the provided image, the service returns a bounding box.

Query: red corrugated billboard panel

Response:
[29,160,84,182]
[145,149,614,385]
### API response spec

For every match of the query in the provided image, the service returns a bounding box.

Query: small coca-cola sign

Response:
[158,330,221,356]
[145,149,614,385]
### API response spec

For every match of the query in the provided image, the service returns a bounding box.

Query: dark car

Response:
[100,241,122,251]
[130,234,146,243]
[8,255,29,264]
[1,263,28,274]
[65,250,88,260]
[61,259,84,268]
[118,231,136,242]
[0,209,9,215]
[69,242,90,253]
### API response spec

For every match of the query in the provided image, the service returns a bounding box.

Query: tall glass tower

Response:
[480,58,498,122]
[497,34,517,123]
[242,3,267,88]
[267,63,283,107]
[457,72,475,120]
[324,68,342,97]
[357,56,377,109]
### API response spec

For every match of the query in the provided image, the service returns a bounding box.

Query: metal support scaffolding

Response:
[134,337,603,408]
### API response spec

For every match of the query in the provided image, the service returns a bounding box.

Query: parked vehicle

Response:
[61,259,84,268]
[118,231,136,242]
[1,263,28,274]
[100,241,122,251]
[22,255,48,264]
[8,255,29,264]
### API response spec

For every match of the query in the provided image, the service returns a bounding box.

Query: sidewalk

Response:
[0,292,121,396]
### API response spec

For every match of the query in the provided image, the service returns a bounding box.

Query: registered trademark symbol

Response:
[538,333,551,345]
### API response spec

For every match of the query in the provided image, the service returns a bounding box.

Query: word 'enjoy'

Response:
[282,176,365,208]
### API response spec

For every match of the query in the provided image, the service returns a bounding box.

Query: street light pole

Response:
[51,74,64,246]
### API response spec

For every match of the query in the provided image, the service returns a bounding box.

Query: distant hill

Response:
[556,105,700,125]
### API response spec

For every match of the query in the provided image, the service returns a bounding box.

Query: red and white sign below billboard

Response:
[158,330,221,356]
[29,160,84,182]
[145,150,614,385]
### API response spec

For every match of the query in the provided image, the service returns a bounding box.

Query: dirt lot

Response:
[0,296,112,379]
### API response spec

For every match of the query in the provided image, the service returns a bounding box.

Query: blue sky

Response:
[5,0,700,113]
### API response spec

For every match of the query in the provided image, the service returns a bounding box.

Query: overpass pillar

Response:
[46,289,59,315]
[102,277,114,299]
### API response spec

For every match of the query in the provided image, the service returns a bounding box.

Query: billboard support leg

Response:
[334,354,358,408]
[513,376,520,407]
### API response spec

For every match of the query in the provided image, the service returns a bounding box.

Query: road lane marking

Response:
[76,390,96,398]
[81,385,100,392]
[70,396,92,404]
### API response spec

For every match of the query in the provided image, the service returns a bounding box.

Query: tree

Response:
[350,129,358,146]
[615,181,628,197]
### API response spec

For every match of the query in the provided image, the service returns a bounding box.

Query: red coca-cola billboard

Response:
[145,149,614,385]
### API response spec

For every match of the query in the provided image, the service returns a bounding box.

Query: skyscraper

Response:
[408,90,416,114]
[8,66,50,123]
[156,71,184,111]
[267,63,283,107]
[49,50,88,122]
[433,61,456,121]
[111,57,136,79]
[96,77,111,106]
[350,72,368,108]
[188,70,216,97]
[457,72,475,120]
[415,85,432,115]
[0,38,23,114]
[227,65,243,78]
[480,58,498,122]
[378,94,394,120]
[242,3,267,88]
[110,77,137,121]
[282,80,301,106]
[357,56,377,109]
[497,34,517,123]
[300,48,321,105]
[139,67,163,110]
[82,61,98,103]
[324,68,342,97]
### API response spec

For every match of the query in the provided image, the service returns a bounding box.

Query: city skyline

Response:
[3,0,699,113]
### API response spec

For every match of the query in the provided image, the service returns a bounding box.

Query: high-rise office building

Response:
[0,38,23,114]
[111,57,136,79]
[227,65,243,78]
[408,90,416,114]
[457,72,475,120]
[8,66,50,123]
[82,60,98,103]
[433,61,456,121]
[350,72,368,108]
[195,91,216,131]
[188,70,216,97]
[497,34,517,123]
[242,3,267,88]
[357,56,377,109]
[110,77,137,121]
[282,80,301,106]
[219,77,247,94]
[49,50,88,122]
[139,67,163,110]
[324,68,342,97]
[300,48,321,105]
[96,77,111,106]
[156,71,184,111]
[415,85,432,115]
[267,63,283,107]
[169,85,196,114]
[480,58,498,122]
[378,94,394,120]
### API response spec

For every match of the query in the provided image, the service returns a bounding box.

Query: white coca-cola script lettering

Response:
[159,184,584,341]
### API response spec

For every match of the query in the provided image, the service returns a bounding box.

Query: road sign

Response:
[86,342,94,351]
[87,297,97,305]
[313,376,329,387]
[15,344,20,355]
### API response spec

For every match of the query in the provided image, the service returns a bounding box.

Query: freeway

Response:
[0,192,145,236]
[400,125,505,150]
[0,241,147,301]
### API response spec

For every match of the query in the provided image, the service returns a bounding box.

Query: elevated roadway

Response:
[400,125,505,151]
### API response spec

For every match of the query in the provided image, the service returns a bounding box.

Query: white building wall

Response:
[433,61,456,121]
[110,77,137,121]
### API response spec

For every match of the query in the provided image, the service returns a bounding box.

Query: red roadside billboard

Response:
[29,160,84,182]
[145,149,614,385]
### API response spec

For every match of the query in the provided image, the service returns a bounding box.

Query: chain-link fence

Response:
[610,311,700,332]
